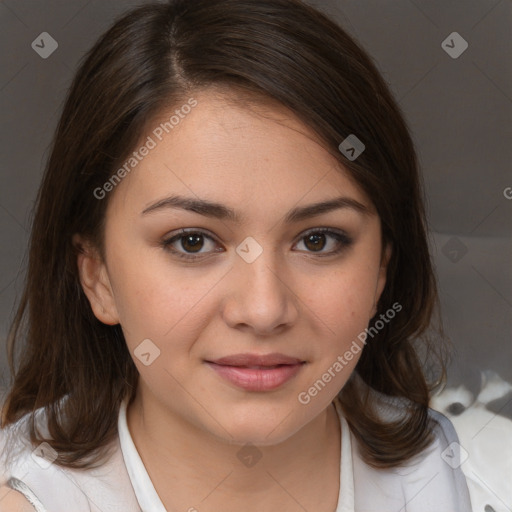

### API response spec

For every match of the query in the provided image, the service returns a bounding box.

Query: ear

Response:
[370,242,392,318]
[73,234,120,325]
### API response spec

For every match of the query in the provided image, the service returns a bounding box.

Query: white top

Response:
[0,397,472,511]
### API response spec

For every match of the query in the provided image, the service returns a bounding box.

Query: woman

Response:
[0,0,472,510]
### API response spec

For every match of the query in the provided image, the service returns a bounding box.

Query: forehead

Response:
[107,89,373,218]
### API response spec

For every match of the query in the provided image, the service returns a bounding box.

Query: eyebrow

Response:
[140,194,372,223]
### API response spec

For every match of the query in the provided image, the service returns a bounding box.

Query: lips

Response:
[205,353,305,392]
[209,353,304,367]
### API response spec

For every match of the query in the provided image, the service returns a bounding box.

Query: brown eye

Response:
[304,232,327,252]
[180,233,204,253]
[161,229,221,260]
[294,229,353,256]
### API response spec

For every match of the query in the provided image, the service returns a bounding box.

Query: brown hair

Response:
[2,0,447,469]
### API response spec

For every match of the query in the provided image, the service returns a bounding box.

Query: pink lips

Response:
[205,353,305,391]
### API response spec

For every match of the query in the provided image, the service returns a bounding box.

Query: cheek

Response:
[108,249,221,346]
[305,262,378,342]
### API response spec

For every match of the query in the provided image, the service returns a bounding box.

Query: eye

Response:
[161,227,353,262]
[293,228,353,256]
[161,229,222,260]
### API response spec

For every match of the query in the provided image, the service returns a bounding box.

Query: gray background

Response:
[1,1,511,396]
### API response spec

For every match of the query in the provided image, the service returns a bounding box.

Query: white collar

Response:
[118,398,355,512]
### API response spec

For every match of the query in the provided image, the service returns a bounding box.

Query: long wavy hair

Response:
[2,0,447,469]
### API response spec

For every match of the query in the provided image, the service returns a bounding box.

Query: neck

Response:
[126,390,342,512]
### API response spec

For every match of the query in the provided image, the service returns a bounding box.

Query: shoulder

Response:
[0,412,51,511]
[0,406,138,512]
[0,409,81,511]
[0,485,38,512]
[350,402,473,511]
[395,408,472,508]
[0,408,35,484]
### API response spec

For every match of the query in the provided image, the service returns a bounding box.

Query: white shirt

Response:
[0,397,472,511]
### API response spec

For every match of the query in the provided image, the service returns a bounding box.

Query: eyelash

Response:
[160,228,353,261]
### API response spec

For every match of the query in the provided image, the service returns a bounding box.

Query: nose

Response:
[221,249,300,336]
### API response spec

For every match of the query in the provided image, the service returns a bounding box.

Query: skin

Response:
[76,88,391,512]
[0,488,37,512]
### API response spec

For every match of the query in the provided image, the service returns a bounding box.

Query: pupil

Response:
[305,233,326,251]
[183,234,203,252]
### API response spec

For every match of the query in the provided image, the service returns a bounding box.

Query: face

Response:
[77,88,390,446]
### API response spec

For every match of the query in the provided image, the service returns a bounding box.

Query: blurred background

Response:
[1,1,511,510]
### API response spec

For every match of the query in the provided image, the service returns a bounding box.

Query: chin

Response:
[226,426,297,448]
[209,406,306,447]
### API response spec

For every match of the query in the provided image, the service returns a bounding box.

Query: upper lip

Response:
[207,353,304,367]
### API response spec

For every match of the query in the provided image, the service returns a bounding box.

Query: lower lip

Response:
[206,362,304,391]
